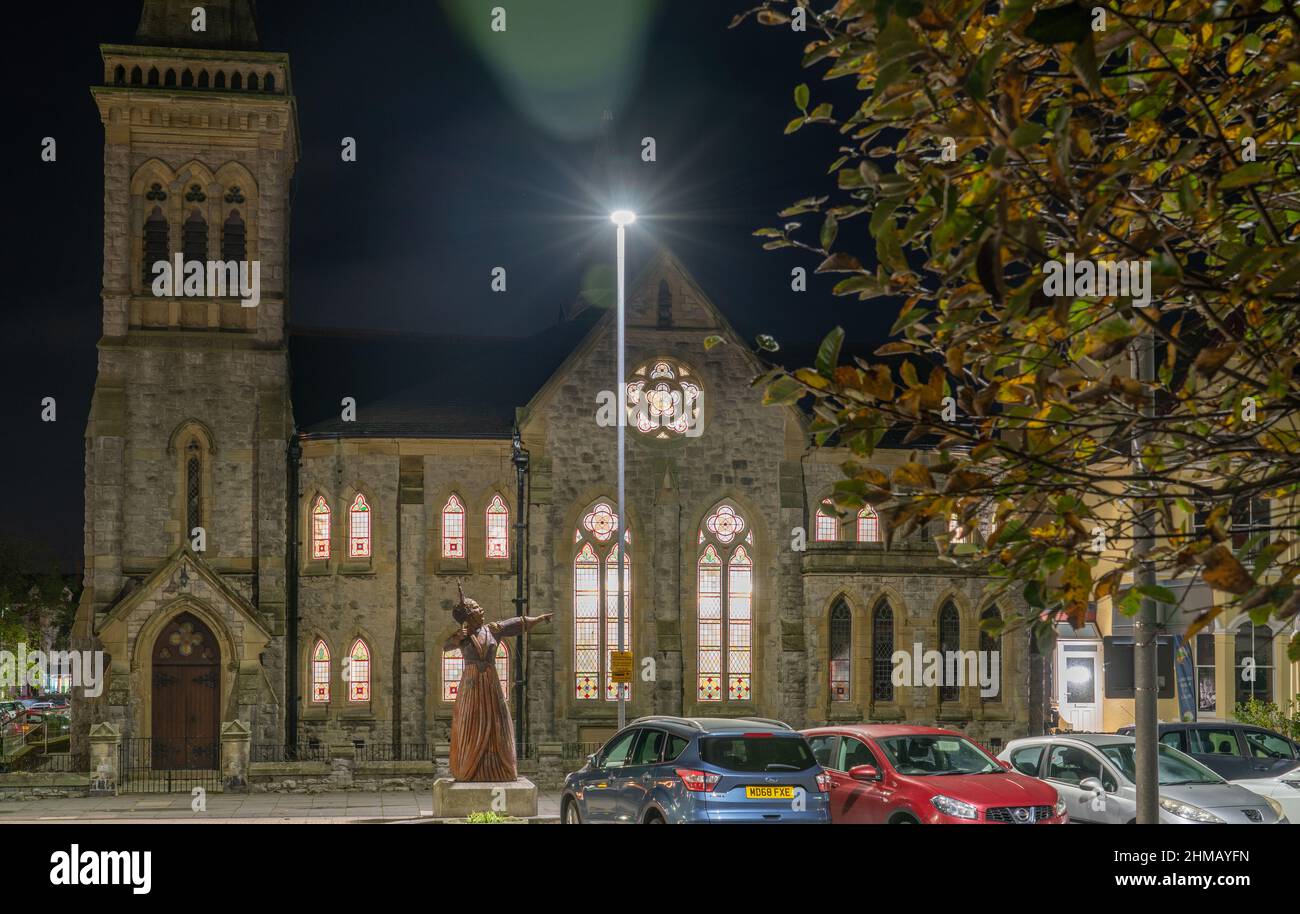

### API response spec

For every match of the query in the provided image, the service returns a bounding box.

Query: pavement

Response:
[0,790,563,823]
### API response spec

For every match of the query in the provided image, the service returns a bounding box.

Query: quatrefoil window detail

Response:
[145,183,167,201]
[185,184,206,202]
[168,621,204,656]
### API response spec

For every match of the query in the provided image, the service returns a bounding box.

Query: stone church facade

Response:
[72,1,1041,776]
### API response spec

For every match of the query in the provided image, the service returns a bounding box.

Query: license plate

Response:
[745,785,795,799]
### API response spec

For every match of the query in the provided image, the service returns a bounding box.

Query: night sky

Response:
[2,1,895,569]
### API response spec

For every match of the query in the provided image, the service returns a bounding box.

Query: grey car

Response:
[999,733,1288,824]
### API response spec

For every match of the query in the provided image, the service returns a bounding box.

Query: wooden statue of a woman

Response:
[443,585,552,782]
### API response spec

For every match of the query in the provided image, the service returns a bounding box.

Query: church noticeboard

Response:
[610,651,634,684]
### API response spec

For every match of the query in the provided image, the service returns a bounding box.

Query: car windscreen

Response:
[875,735,1001,775]
[1099,743,1224,785]
[698,735,816,772]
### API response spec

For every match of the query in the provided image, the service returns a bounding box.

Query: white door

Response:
[1058,642,1101,732]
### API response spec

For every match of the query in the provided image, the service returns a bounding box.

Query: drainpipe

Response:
[511,427,531,756]
[286,434,301,750]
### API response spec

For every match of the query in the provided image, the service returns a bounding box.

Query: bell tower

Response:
[74,0,298,754]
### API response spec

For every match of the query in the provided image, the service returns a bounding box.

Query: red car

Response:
[801,724,1067,824]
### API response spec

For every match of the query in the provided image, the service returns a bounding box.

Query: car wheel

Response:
[891,814,918,824]
[644,810,665,825]
[562,798,582,825]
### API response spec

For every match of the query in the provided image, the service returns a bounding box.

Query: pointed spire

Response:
[135,0,260,50]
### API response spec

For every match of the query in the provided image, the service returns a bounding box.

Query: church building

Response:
[72,0,1041,780]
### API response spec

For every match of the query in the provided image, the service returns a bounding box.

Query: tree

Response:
[735,0,1300,662]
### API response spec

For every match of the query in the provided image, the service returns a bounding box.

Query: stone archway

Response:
[150,611,220,770]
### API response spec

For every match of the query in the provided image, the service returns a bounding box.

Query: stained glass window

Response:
[486,494,509,559]
[349,493,371,558]
[311,640,330,703]
[442,495,465,559]
[857,507,880,543]
[443,638,510,702]
[939,603,961,703]
[872,601,894,702]
[311,495,331,560]
[348,639,370,702]
[625,359,702,439]
[698,503,753,702]
[979,606,1001,702]
[815,501,838,542]
[830,601,852,702]
[574,501,631,700]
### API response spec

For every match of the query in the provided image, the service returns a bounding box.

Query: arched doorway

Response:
[150,612,220,769]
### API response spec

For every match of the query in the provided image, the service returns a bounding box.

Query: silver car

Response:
[999,733,1287,824]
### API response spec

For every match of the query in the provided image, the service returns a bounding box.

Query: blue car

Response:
[561,716,831,824]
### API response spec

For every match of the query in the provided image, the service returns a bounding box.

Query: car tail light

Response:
[675,768,721,792]
[816,771,832,793]
[741,732,773,738]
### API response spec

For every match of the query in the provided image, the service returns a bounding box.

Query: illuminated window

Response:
[442,495,465,559]
[311,640,330,703]
[486,494,509,559]
[830,601,851,702]
[949,515,969,544]
[857,507,880,543]
[348,639,370,702]
[311,496,331,560]
[698,503,753,702]
[443,639,510,702]
[573,501,631,701]
[938,603,961,703]
[348,493,371,558]
[625,359,702,439]
[815,501,839,542]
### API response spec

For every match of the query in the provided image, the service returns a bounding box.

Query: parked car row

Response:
[561,716,1295,825]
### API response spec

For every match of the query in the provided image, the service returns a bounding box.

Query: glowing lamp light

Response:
[610,209,637,226]
[1066,665,1093,685]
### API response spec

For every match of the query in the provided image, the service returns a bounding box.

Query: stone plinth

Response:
[431,777,537,818]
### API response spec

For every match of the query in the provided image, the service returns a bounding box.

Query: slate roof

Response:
[288,311,601,439]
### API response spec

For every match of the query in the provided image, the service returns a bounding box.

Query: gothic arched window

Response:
[311,640,330,703]
[348,639,371,702]
[939,602,961,703]
[185,438,203,535]
[857,506,881,543]
[441,495,465,559]
[830,600,852,702]
[221,209,246,262]
[348,493,371,558]
[698,503,753,702]
[486,494,509,559]
[443,638,510,702]
[625,359,702,440]
[980,606,1002,702]
[815,500,838,542]
[182,207,207,265]
[143,204,169,286]
[311,495,331,560]
[872,600,894,702]
[573,501,631,701]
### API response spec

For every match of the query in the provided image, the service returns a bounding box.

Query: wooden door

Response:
[150,612,220,770]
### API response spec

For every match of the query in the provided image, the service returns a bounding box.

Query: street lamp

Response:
[610,209,635,729]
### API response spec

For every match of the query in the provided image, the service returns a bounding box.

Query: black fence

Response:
[119,737,222,794]
[250,743,329,763]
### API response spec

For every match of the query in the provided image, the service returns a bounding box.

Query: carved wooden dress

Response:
[446,618,523,782]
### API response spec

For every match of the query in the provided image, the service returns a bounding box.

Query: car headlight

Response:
[1158,796,1225,823]
[931,794,978,820]
[1264,796,1285,821]
[1054,795,1067,817]
[1282,779,1300,791]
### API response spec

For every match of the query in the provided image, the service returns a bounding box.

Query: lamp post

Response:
[610,209,635,730]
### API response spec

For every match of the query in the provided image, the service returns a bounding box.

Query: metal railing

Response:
[250,743,329,763]
[119,737,222,794]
